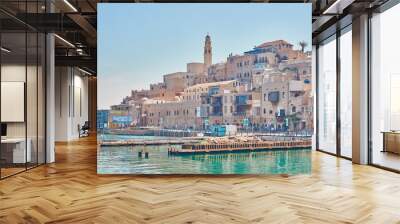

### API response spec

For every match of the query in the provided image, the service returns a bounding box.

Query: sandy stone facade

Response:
[109,35,313,132]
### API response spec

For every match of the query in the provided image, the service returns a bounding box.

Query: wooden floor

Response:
[1,167,26,178]
[1,136,400,223]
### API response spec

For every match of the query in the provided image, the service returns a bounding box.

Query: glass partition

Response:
[317,35,337,154]
[1,31,28,177]
[339,27,352,158]
[370,3,400,171]
[0,2,46,179]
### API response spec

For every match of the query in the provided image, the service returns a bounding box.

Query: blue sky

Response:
[98,3,311,109]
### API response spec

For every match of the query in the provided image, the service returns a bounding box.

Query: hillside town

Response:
[98,35,313,134]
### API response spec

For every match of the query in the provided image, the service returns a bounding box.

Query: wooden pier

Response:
[168,140,312,155]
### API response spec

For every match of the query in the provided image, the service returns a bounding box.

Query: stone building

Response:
[108,104,135,129]
[163,72,191,93]
[141,98,202,129]
[117,37,312,133]
[260,70,312,132]
[207,62,227,82]
[141,80,238,130]
[226,54,255,85]
[187,62,204,74]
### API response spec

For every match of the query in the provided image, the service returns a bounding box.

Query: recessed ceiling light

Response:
[1,47,11,53]
[63,0,78,12]
[323,0,355,15]
[78,67,93,76]
[54,34,75,48]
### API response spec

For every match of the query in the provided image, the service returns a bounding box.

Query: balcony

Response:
[235,95,251,106]
[211,101,223,107]
[211,96,223,107]
[211,105,223,116]
[211,112,223,116]
[234,99,251,106]
[233,111,247,116]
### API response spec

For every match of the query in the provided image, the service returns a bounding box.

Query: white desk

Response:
[1,138,31,163]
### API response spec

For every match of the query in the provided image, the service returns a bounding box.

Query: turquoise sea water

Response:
[97,135,312,175]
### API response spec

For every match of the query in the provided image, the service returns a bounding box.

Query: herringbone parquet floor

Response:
[1,136,400,224]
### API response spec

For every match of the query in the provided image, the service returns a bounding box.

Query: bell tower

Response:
[204,34,212,71]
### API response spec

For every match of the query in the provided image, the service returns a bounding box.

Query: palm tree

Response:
[298,41,308,53]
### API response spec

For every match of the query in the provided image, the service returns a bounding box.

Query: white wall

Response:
[55,67,89,141]
[1,65,27,138]
[1,65,42,137]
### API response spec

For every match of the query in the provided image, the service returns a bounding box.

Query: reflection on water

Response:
[98,143,311,175]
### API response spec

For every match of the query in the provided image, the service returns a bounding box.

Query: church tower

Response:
[204,34,212,71]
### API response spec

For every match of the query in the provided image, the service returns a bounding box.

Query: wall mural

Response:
[97,3,313,174]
